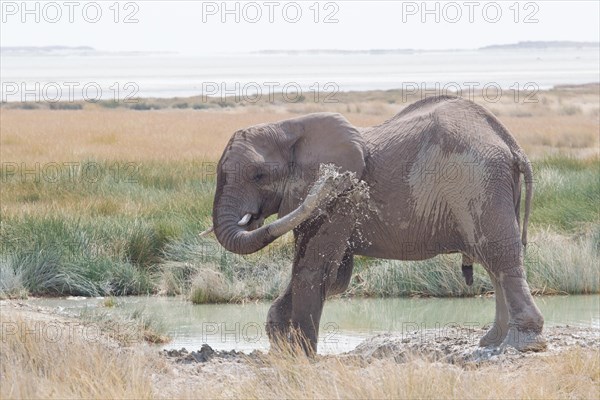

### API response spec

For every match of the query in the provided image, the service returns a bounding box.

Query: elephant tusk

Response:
[238,213,253,226]
[199,226,214,237]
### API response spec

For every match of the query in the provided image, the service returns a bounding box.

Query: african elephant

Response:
[208,95,546,355]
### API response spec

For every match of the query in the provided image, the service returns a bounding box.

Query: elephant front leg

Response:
[267,248,354,353]
[289,212,356,355]
[290,265,327,355]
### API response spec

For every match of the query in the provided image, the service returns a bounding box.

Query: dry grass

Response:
[2,307,599,400]
[0,109,382,164]
[188,266,232,304]
[0,109,283,163]
[525,228,600,295]
[199,349,600,400]
[502,115,600,159]
[3,86,596,164]
[0,313,154,399]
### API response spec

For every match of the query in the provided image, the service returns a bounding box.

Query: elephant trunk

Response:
[212,161,354,255]
[213,206,277,255]
[212,171,339,255]
[213,192,323,255]
[212,166,308,254]
[211,178,274,254]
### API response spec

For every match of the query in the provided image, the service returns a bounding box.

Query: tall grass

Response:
[160,235,294,302]
[159,225,598,302]
[352,228,599,297]
[0,260,27,299]
[1,154,597,299]
[525,227,600,294]
[1,160,214,297]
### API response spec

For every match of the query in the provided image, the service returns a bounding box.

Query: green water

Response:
[29,295,599,354]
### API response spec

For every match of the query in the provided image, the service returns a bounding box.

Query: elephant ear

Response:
[278,113,366,212]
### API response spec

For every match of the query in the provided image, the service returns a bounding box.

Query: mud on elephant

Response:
[207,95,546,355]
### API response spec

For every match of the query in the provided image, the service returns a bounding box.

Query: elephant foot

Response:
[501,326,547,352]
[266,298,292,350]
[266,322,316,356]
[266,320,290,346]
[479,323,507,347]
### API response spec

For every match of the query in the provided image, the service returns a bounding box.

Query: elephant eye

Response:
[253,172,266,183]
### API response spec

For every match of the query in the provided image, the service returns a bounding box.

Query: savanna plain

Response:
[1,85,599,399]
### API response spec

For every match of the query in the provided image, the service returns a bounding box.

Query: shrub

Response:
[9,248,101,296]
[0,261,27,299]
[125,222,176,268]
[16,102,38,110]
[100,101,120,109]
[189,267,232,304]
[192,103,211,110]
[129,103,162,111]
[560,105,582,115]
[49,103,83,110]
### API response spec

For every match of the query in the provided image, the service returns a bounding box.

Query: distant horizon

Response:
[2,40,599,55]
[3,42,597,101]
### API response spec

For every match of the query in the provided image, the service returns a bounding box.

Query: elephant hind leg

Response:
[499,271,546,351]
[478,239,546,351]
[480,273,509,346]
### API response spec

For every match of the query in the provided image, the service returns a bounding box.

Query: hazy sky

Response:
[1,1,599,54]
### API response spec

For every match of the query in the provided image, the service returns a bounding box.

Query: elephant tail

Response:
[518,156,533,248]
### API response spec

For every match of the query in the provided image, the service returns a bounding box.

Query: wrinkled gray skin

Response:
[211,96,545,355]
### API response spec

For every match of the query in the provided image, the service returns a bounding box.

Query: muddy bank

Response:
[153,326,599,398]
[347,326,600,366]
[160,326,600,366]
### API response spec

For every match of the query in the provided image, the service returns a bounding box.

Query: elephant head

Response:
[211,113,366,255]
